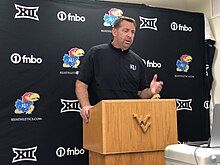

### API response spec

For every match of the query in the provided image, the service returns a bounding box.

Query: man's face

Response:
[112,20,136,50]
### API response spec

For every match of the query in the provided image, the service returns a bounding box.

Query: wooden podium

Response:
[83,99,178,165]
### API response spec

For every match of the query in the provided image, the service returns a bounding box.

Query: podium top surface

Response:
[96,99,176,104]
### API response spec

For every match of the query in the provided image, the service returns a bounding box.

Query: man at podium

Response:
[75,16,163,122]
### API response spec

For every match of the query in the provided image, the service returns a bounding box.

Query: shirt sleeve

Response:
[77,47,94,85]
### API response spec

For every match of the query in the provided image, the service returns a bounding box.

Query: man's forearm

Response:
[75,80,91,107]
[138,88,153,99]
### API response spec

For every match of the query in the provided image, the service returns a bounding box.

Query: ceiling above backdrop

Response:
[102,0,211,16]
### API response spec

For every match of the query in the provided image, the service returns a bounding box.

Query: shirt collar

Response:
[109,40,129,53]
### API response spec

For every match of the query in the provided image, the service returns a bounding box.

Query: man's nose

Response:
[127,31,132,38]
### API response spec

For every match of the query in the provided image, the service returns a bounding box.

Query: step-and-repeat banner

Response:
[0,0,214,164]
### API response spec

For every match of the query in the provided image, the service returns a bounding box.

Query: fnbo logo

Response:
[170,22,192,32]
[56,147,85,157]
[10,53,42,64]
[142,59,161,68]
[57,11,85,22]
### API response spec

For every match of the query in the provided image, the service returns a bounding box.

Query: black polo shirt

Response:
[77,42,149,105]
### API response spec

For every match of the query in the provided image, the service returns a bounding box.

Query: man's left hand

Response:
[150,74,163,95]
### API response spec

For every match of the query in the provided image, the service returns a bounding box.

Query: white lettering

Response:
[14,4,39,21]
[56,147,85,157]
[139,16,158,30]
[12,146,37,163]
[10,53,42,64]
[146,60,161,68]
[66,147,85,156]
[57,11,85,22]
[170,22,192,32]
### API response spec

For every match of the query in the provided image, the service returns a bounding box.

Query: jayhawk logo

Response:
[15,92,40,114]
[103,8,123,27]
[63,48,85,68]
[176,54,193,72]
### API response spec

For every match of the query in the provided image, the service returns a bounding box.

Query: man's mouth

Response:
[125,40,131,44]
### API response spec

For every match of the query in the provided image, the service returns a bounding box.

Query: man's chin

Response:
[124,45,131,50]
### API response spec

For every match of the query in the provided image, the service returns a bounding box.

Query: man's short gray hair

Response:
[112,16,136,29]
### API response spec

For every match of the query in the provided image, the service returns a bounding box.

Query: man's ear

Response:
[112,28,117,37]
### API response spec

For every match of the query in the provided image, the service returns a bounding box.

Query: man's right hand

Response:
[80,105,94,122]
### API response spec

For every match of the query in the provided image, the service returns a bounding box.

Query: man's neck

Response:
[111,40,127,51]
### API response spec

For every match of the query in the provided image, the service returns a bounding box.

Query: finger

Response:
[84,117,89,123]
[152,74,158,82]
[80,110,88,121]
[85,109,90,119]
[81,106,93,122]
[82,114,88,122]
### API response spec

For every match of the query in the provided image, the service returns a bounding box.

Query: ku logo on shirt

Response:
[130,64,137,71]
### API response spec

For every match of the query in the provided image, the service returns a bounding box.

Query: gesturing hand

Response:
[150,74,163,95]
